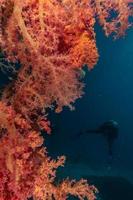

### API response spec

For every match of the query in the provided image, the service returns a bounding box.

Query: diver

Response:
[78,120,119,159]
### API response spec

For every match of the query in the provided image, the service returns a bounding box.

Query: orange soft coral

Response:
[70,32,99,69]
[1,0,132,119]
[1,0,98,119]
[0,102,44,199]
[0,102,97,200]
[95,0,133,38]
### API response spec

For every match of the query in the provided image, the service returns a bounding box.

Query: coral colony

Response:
[0,0,132,199]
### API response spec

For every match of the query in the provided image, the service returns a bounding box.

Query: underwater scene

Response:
[0,0,133,200]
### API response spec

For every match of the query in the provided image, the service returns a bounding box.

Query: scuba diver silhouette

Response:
[78,120,119,158]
